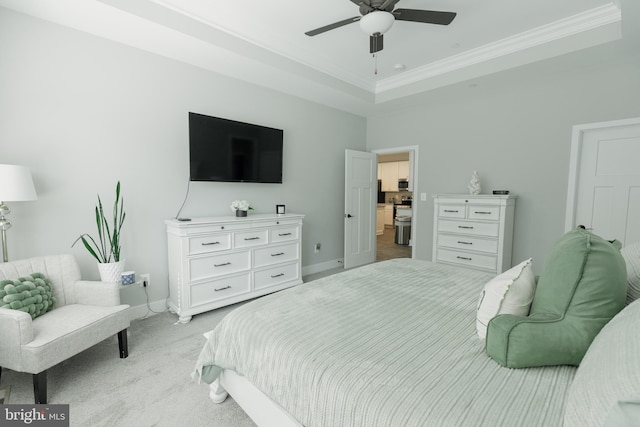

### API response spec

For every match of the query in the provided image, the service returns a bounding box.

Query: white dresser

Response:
[432,194,516,274]
[165,213,304,323]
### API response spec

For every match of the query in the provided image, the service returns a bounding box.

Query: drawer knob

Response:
[201,241,220,246]
[279,233,292,236]
[458,225,474,229]
[457,241,473,245]
[214,262,231,267]
[244,237,260,241]
[271,273,285,278]
[444,209,459,213]
[474,211,492,215]
[214,285,231,292]
[271,252,285,257]
[457,256,472,261]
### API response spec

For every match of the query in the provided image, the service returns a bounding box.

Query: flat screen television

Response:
[189,112,283,183]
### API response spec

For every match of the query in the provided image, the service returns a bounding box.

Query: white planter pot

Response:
[97,260,125,284]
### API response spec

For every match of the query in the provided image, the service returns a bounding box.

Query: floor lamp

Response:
[0,164,38,263]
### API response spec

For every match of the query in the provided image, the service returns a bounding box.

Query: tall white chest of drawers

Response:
[432,194,516,274]
[166,213,304,323]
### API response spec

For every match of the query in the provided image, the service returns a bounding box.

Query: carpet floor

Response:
[1,303,256,426]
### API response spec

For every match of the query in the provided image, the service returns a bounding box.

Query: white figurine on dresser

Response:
[432,194,516,274]
[165,213,304,323]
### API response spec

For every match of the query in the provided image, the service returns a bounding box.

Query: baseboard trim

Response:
[302,258,344,277]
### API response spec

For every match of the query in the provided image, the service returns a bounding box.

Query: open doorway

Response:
[375,149,416,261]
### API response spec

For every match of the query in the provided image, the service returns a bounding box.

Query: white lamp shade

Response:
[0,164,37,201]
[359,11,395,35]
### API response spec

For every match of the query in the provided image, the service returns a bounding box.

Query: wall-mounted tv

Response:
[189,112,283,183]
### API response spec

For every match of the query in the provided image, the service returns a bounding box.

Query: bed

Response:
[194,259,579,426]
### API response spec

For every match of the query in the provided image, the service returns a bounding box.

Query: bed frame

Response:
[210,369,302,427]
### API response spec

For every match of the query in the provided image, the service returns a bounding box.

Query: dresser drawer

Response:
[254,243,299,268]
[188,233,232,255]
[254,262,300,290]
[436,248,497,271]
[437,234,498,254]
[438,220,499,237]
[270,226,299,243]
[252,219,301,228]
[189,251,250,281]
[234,230,269,248]
[190,273,251,306]
[183,223,246,235]
[467,205,501,221]
[438,204,465,219]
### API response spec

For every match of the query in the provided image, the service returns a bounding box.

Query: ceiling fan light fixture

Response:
[359,11,395,35]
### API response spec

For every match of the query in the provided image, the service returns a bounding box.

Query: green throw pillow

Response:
[485,227,627,368]
[0,273,56,319]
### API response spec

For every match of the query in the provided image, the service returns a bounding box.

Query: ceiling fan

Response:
[305,0,456,54]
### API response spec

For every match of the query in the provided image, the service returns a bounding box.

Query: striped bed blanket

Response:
[194,258,575,426]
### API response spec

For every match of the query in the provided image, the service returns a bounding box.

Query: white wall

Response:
[0,8,366,308]
[367,40,640,272]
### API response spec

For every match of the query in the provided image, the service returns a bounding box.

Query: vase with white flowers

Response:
[230,200,253,217]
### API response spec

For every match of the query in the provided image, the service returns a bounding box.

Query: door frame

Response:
[372,145,419,259]
[565,116,640,231]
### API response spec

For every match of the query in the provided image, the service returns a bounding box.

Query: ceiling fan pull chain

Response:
[374,53,378,75]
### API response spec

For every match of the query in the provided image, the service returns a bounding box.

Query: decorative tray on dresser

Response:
[165,213,304,323]
[432,194,516,274]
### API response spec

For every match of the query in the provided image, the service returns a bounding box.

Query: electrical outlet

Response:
[314,243,321,253]
[139,273,150,288]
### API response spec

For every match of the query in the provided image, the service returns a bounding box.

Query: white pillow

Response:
[476,258,536,340]
[621,241,640,304]
[564,300,640,427]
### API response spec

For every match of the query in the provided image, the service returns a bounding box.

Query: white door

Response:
[344,149,377,269]
[566,117,640,244]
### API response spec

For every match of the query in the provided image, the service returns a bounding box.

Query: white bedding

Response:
[195,259,576,426]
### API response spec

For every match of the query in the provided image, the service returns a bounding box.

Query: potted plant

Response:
[230,200,253,217]
[73,181,126,283]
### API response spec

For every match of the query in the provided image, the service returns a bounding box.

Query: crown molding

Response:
[375,3,622,95]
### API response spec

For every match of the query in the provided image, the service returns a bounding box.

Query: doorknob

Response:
[345,214,353,218]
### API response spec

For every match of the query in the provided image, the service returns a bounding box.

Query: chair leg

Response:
[33,370,47,404]
[118,329,129,358]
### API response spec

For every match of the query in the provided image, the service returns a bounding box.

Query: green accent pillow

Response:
[0,273,56,319]
[485,227,627,368]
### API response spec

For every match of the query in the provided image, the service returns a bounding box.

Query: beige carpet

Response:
[0,303,256,426]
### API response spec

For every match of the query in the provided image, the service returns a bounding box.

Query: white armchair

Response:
[0,254,130,403]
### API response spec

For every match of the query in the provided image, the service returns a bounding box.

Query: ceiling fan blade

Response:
[393,9,456,25]
[370,33,384,54]
[379,0,400,12]
[305,16,361,36]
